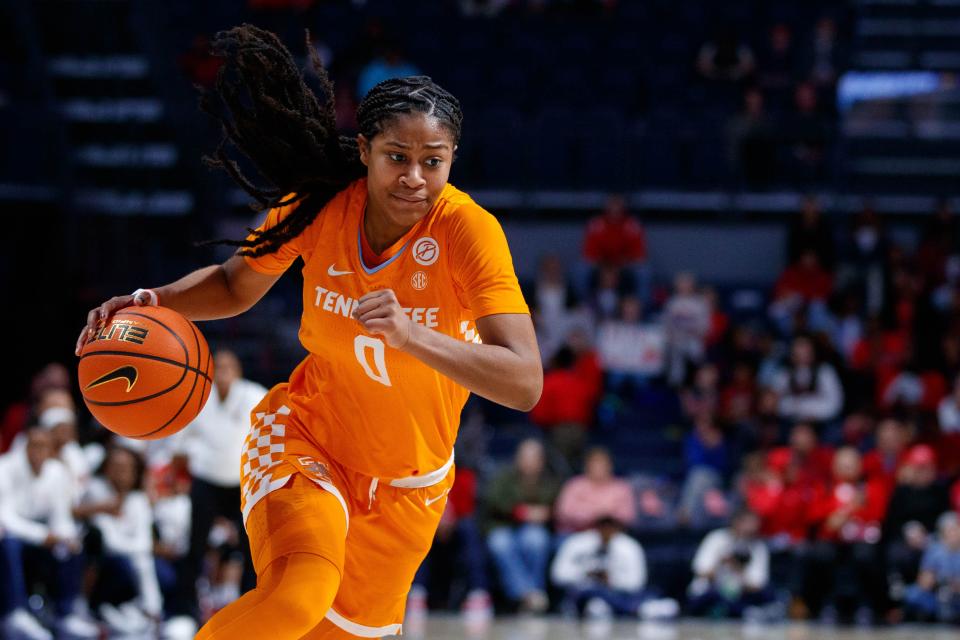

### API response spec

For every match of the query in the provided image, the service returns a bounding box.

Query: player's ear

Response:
[357,134,370,167]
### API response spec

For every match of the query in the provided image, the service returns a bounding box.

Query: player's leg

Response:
[300,472,455,639]
[197,474,349,640]
[196,552,340,640]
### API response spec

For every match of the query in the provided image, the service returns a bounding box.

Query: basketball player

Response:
[76,26,541,639]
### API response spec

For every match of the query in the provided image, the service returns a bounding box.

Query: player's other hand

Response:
[75,291,153,356]
[353,289,411,349]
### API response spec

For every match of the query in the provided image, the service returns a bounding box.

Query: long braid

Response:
[200,25,462,257]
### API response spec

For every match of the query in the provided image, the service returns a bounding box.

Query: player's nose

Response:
[399,166,425,189]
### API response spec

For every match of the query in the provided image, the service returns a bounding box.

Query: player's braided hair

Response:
[199,24,462,257]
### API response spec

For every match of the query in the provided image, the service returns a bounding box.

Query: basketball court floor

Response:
[394,616,960,640]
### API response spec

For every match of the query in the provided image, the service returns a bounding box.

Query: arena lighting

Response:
[837,70,955,111]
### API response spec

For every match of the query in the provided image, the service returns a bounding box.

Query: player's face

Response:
[359,113,456,233]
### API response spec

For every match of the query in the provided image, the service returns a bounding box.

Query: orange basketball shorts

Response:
[239,384,455,637]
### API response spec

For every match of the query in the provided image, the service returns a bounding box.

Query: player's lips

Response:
[390,193,427,204]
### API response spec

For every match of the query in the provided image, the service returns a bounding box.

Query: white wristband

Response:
[132,288,159,306]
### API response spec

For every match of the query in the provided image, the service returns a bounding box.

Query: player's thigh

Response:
[323,479,453,635]
[246,472,349,578]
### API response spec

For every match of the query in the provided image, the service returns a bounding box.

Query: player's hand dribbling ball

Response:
[77,306,214,440]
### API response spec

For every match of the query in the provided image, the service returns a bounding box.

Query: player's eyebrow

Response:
[383,139,450,150]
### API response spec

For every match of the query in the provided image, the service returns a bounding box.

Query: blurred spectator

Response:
[697,25,756,82]
[838,204,888,316]
[485,439,560,613]
[664,272,710,386]
[1,363,71,454]
[903,511,960,622]
[727,87,776,187]
[582,195,647,271]
[787,195,834,269]
[939,375,960,434]
[770,334,844,424]
[704,288,731,350]
[409,467,491,622]
[589,264,631,321]
[526,254,584,362]
[769,250,834,334]
[170,350,266,620]
[805,15,843,88]
[786,82,830,183]
[551,516,649,619]
[75,445,162,631]
[529,346,597,467]
[688,509,776,619]
[0,426,94,639]
[554,447,635,534]
[862,417,910,495]
[596,296,666,388]
[37,407,97,503]
[916,198,959,291]
[152,473,193,626]
[681,362,721,421]
[720,361,756,431]
[804,447,887,621]
[883,445,950,587]
[356,43,421,100]
[758,23,799,102]
[764,423,834,541]
[680,413,731,527]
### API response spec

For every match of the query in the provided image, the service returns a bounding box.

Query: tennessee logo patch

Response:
[298,456,332,483]
[412,237,439,266]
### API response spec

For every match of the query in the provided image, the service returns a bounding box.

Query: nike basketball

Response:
[77,306,214,439]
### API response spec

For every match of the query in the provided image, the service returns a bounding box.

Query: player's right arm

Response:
[75,255,280,355]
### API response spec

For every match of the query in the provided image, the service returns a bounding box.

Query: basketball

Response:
[77,306,214,440]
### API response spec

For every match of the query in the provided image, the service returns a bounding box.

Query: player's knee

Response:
[267,553,342,633]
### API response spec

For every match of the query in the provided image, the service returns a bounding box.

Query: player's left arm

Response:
[353,290,542,411]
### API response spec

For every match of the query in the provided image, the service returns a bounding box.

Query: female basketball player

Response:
[75,25,541,639]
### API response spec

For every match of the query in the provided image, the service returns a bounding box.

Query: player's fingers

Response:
[361,318,391,335]
[357,288,395,304]
[353,295,397,318]
[75,326,91,356]
[356,307,392,323]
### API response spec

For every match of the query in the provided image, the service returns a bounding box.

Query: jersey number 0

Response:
[354,335,392,386]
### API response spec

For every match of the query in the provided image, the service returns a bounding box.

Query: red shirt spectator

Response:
[448,467,477,519]
[530,347,596,429]
[773,250,834,302]
[583,196,646,268]
[809,447,888,542]
[862,417,909,500]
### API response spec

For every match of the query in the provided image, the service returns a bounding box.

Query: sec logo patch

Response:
[411,271,428,290]
[412,237,439,266]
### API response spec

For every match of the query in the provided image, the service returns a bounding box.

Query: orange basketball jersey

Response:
[243,179,528,482]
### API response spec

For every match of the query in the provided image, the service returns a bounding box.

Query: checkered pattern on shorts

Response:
[240,404,292,522]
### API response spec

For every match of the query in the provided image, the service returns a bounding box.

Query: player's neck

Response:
[363,205,412,255]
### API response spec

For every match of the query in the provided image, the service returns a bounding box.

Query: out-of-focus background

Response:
[2,0,960,638]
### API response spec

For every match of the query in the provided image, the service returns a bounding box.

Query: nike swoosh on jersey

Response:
[424,489,450,507]
[84,365,139,393]
[327,264,354,277]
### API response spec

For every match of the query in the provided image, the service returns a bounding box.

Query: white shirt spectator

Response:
[153,493,192,558]
[771,363,844,422]
[597,321,665,376]
[691,528,769,592]
[551,529,647,592]
[80,477,162,615]
[0,450,77,544]
[173,379,267,487]
[938,395,960,434]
